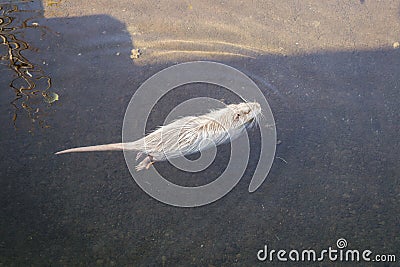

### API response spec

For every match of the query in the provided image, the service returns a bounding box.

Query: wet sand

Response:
[0,0,399,265]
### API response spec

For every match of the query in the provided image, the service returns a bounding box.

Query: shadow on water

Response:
[0,0,399,266]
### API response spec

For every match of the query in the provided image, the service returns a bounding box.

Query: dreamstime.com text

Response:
[257,238,396,263]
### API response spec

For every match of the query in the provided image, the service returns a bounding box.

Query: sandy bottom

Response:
[0,0,399,265]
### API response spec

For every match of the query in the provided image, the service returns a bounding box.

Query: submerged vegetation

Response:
[0,4,58,129]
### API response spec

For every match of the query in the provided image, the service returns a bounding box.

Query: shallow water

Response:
[1,0,399,266]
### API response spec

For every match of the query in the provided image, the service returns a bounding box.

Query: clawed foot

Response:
[145,161,154,169]
[135,155,154,171]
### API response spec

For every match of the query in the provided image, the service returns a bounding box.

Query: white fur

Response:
[56,102,262,170]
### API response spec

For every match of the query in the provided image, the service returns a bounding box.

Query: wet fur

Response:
[56,102,261,170]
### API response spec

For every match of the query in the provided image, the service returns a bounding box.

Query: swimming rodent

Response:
[56,102,261,171]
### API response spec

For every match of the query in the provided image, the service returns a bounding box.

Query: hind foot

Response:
[135,155,154,171]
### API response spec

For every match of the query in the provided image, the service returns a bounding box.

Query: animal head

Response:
[204,102,261,133]
[227,102,261,128]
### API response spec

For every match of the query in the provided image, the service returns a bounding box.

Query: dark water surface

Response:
[1,0,399,266]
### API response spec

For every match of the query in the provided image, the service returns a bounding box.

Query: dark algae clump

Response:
[0,3,58,129]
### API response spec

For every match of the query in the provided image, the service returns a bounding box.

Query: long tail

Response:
[55,143,132,155]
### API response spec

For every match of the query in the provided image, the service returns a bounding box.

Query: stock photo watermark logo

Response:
[122,61,276,207]
[257,238,396,263]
